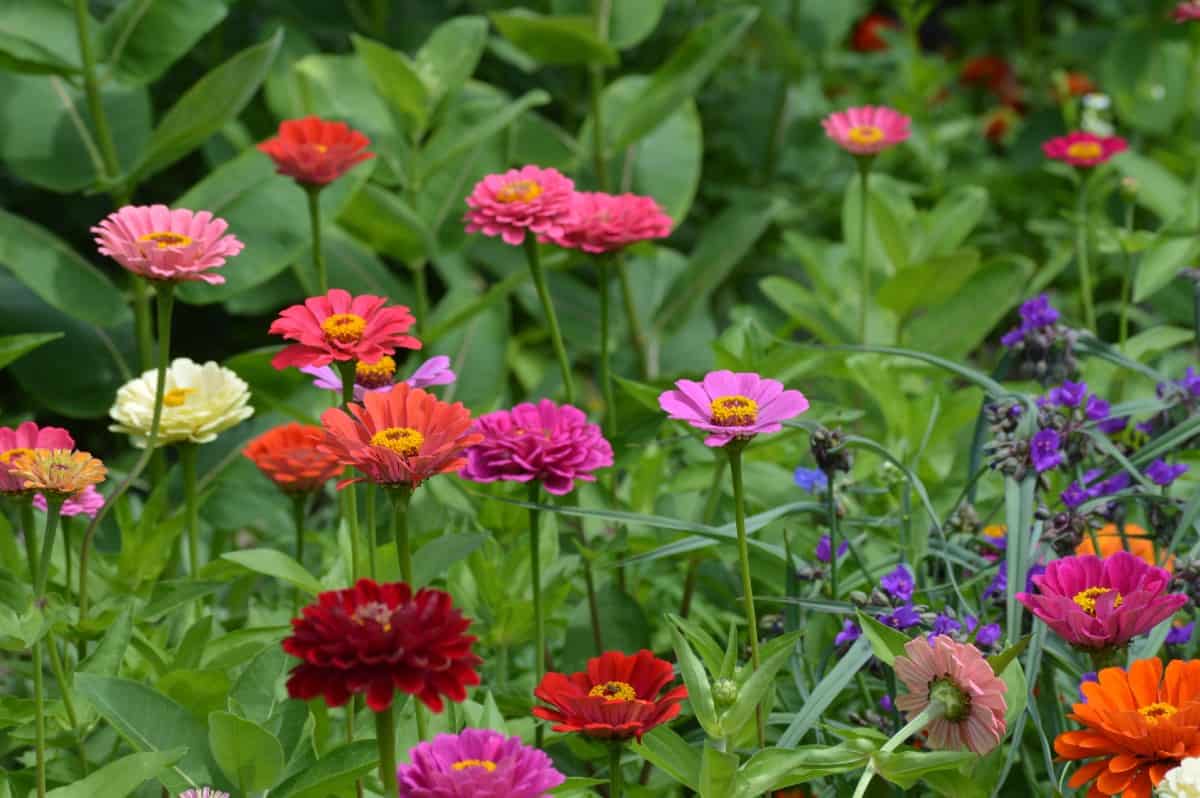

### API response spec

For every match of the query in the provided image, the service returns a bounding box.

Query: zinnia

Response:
[850,12,898,52]
[1056,658,1200,797]
[893,635,1007,755]
[464,165,576,246]
[300,355,456,401]
[9,450,106,499]
[396,728,565,798]
[459,399,614,496]
[1160,757,1200,797]
[283,578,481,712]
[92,205,243,284]
[109,358,254,448]
[244,423,344,493]
[657,370,809,447]
[178,790,229,798]
[821,106,911,156]
[1076,524,1170,571]
[1175,2,1200,22]
[550,192,673,253]
[0,421,74,494]
[320,383,482,489]
[532,649,687,741]
[33,485,104,518]
[1017,551,1187,650]
[1042,131,1128,168]
[269,289,420,370]
[257,116,374,186]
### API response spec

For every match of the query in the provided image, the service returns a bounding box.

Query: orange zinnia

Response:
[9,449,106,499]
[1056,658,1200,798]
[1077,524,1173,572]
[244,423,344,493]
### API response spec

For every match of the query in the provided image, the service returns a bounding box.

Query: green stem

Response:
[306,186,327,293]
[598,255,617,436]
[365,482,377,580]
[727,445,765,747]
[46,637,88,774]
[291,494,307,613]
[608,743,624,798]
[345,485,360,583]
[851,702,942,798]
[132,278,154,372]
[32,639,46,798]
[35,499,63,597]
[1118,202,1135,352]
[616,258,650,379]
[857,158,873,344]
[529,481,546,694]
[589,0,611,191]
[412,260,430,336]
[391,488,413,584]
[61,518,73,605]
[374,705,398,798]
[72,0,121,184]
[180,445,200,577]
[337,361,357,409]
[1076,177,1097,333]
[523,236,576,403]
[826,472,840,599]
[30,498,61,798]
[20,501,36,588]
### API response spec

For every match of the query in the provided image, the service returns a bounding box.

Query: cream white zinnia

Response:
[109,358,253,447]
[1160,758,1200,797]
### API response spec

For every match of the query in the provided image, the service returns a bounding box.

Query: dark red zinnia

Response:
[282,579,481,712]
[850,13,899,52]
[532,650,687,741]
[258,116,374,186]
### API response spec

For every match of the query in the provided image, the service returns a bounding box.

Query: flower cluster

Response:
[999,294,1078,382]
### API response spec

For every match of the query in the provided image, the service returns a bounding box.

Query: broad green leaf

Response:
[45,749,184,798]
[667,612,727,675]
[912,186,989,261]
[413,532,487,586]
[229,645,288,724]
[101,0,228,84]
[874,750,977,789]
[221,549,323,595]
[778,636,872,747]
[736,744,870,797]
[878,250,982,318]
[843,177,911,277]
[561,582,652,672]
[270,740,378,798]
[631,726,701,791]
[856,610,910,666]
[0,1,85,74]
[987,635,1030,676]
[699,743,741,798]
[416,88,550,181]
[158,669,232,721]
[490,9,618,67]
[414,16,488,106]
[551,0,667,48]
[0,332,62,370]
[1133,235,1200,302]
[351,34,429,135]
[79,604,133,677]
[337,184,432,264]
[720,632,800,734]
[1114,151,1187,220]
[668,622,719,736]
[209,711,286,793]
[1121,325,1194,361]
[999,659,1027,727]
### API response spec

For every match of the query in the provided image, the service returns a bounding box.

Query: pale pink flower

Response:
[822,106,911,155]
[551,192,673,253]
[658,370,809,447]
[92,205,244,284]
[464,166,576,246]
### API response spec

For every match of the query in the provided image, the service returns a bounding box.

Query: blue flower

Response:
[880,604,921,631]
[1002,294,1061,347]
[983,567,1006,601]
[794,466,828,493]
[880,564,914,602]
[1147,459,1189,487]
[1167,621,1195,646]
[835,619,861,647]
[815,535,848,563]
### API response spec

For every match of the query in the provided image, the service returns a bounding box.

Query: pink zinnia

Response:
[1042,131,1128,168]
[459,399,614,496]
[658,370,809,447]
[396,728,565,798]
[0,421,74,494]
[821,106,911,156]
[464,165,576,246]
[894,636,1007,755]
[300,355,456,400]
[1017,551,1187,650]
[33,484,104,518]
[92,205,244,285]
[551,192,673,253]
[269,289,421,370]
[1175,2,1200,22]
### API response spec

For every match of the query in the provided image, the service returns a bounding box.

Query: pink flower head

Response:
[0,422,74,494]
[269,289,421,370]
[550,192,673,253]
[658,370,809,447]
[822,106,911,156]
[1016,551,1187,650]
[33,484,104,518]
[894,636,1007,755]
[459,399,614,496]
[1175,2,1200,22]
[464,165,576,246]
[300,355,456,401]
[92,205,244,285]
[1042,131,1128,168]
[396,728,565,798]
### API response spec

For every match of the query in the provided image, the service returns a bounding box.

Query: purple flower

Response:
[1147,459,1189,487]
[880,604,921,630]
[930,613,962,637]
[880,565,914,602]
[1177,367,1200,398]
[1000,327,1025,347]
[1098,472,1131,495]
[794,466,828,493]
[300,355,457,401]
[1079,671,1099,702]
[1001,294,1061,347]
[983,567,1006,601]
[396,728,565,798]
[815,535,848,563]
[1025,563,1046,593]
[879,694,895,712]
[657,370,810,447]
[1061,469,1107,509]
[1030,428,1064,472]
[1097,415,1129,435]
[976,623,1002,647]
[1048,381,1087,409]
[835,619,861,647]
[1167,621,1195,646]
[1086,395,1111,422]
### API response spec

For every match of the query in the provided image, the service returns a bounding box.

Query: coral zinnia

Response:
[1017,551,1187,650]
[532,649,687,741]
[459,399,614,496]
[550,192,673,253]
[894,636,1007,755]
[269,289,421,370]
[244,423,344,493]
[9,449,106,499]
[658,370,809,447]
[257,116,374,186]
[396,728,565,798]
[1042,131,1128,168]
[319,383,481,489]
[109,358,254,448]
[464,165,576,246]
[821,106,911,156]
[1076,524,1171,572]
[301,355,456,401]
[92,205,244,284]
[0,422,74,494]
[1056,658,1200,797]
[283,578,481,712]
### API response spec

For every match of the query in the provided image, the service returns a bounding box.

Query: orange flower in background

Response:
[244,423,344,493]
[1056,658,1200,797]
[1077,524,1172,572]
[258,116,374,186]
[10,449,106,499]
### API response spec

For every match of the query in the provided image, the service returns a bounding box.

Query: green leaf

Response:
[338,184,432,265]
[874,750,976,789]
[832,344,1009,397]
[999,659,1027,727]
[79,604,133,677]
[668,621,720,737]
[0,1,84,74]
[736,744,870,797]
[778,636,872,747]
[351,34,429,135]
[699,743,741,798]
[631,726,701,791]
[1133,235,1200,302]
[856,610,910,667]
[127,29,282,184]
[45,749,184,798]
[1114,151,1187,220]
[720,632,799,734]
[416,88,551,181]
[229,645,288,724]
[490,9,618,67]
[987,635,1030,676]
[878,250,982,318]
[221,549,323,595]
[209,710,286,793]
[913,186,989,261]
[101,0,228,84]
[414,16,489,106]
[270,740,378,798]
[0,332,62,370]
[551,0,667,48]
[412,533,487,587]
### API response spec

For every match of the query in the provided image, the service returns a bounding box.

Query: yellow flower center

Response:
[163,387,196,408]
[355,355,396,389]
[496,179,543,203]
[0,447,33,464]
[588,680,638,702]
[351,601,393,631]
[321,313,367,345]
[983,524,1006,540]
[370,427,424,457]
[1139,702,1177,724]
[1072,586,1124,616]
[848,125,884,145]
[312,143,328,153]
[1066,141,1103,161]
[451,759,497,772]
[137,231,193,249]
[710,395,759,427]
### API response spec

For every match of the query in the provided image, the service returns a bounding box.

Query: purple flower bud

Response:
[835,618,861,647]
[976,623,1002,647]
[815,535,849,563]
[1047,380,1087,409]
[880,564,914,602]
[930,613,962,637]
[879,694,895,712]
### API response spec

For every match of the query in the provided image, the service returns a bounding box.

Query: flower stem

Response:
[374,704,398,798]
[29,498,61,798]
[857,158,873,344]
[850,702,942,798]
[45,637,88,774]
[412,260,430,336]
[20,501,36,588]
[608,743,624,798]
[1118,201,1135,352]
[291,494,307,614]
[523,236,576,404]
[1076,177,1097,333]
[180,444,200,577]
[529,482,547,747]
[727,445,765,747]
[344,485,360,582]
[337,361,356,409]
[365,482,377,580]
[35,499,63,597]
[32,639,46,798]
[589,0,611,190]
[306,186,327,293]
[616,258,650,379]
[391,488,413,584]
[826,472,840,600]
[598,255,617,435]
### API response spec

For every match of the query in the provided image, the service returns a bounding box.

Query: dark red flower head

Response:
[850,13,899,52]
[282,579,481,712]
[532,650,687,741]
[258,116,374,187]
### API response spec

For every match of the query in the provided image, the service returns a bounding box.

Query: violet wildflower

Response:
[1097,415,1129,435]
[1147,459,1189,487]
[1048,380,1087,408]
[1085,395,1111,422]
[1167,621,1195,646]
[984,567,1007,601]
[976,623,1002,647]
[1030,428,1064,472]
[816,534,848,563]
[1001,294,1061,347]
[879,694,895,713]
[880,565,914,601]
[835,619,861,647]
[1079,671,1098,701]
[881,604,921,630]
[794,466,828,493]
[930,613,962,638]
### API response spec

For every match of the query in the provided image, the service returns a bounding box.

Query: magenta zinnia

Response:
[396,728,565,798]
[464,165,576,246]
[550,191,673,253]
[658,370,809,447]
[92,205,244,284]
[459,399,614,495]
[1017,551,1187,650]
[821,106,911,155]
[1042,131,1128,168]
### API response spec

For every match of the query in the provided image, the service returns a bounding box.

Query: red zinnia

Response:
[244,423,344,493]
[850,13,899,52]
[532,650,687,741]
[269,288,421,370]
[257,116,374,186]
[282,578,481,712]
[1043,131,1128,168]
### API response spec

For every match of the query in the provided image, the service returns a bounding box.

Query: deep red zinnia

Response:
[532,650,687,741]
[850,13,898,52]
[269,288,421,370]
[257,116,374,186]
[282,578,481,712]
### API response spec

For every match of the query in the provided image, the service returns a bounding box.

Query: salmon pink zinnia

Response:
[257,116,374,186]
[822,106,911,156]
[269,289,420,370]
[92,205,243,284]
[894,635,1007,755]
[658,370,809,447]
[1042,131,1128,168]
[464,165,576,246]
[0,422,73,495]
[550,192,673,253]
